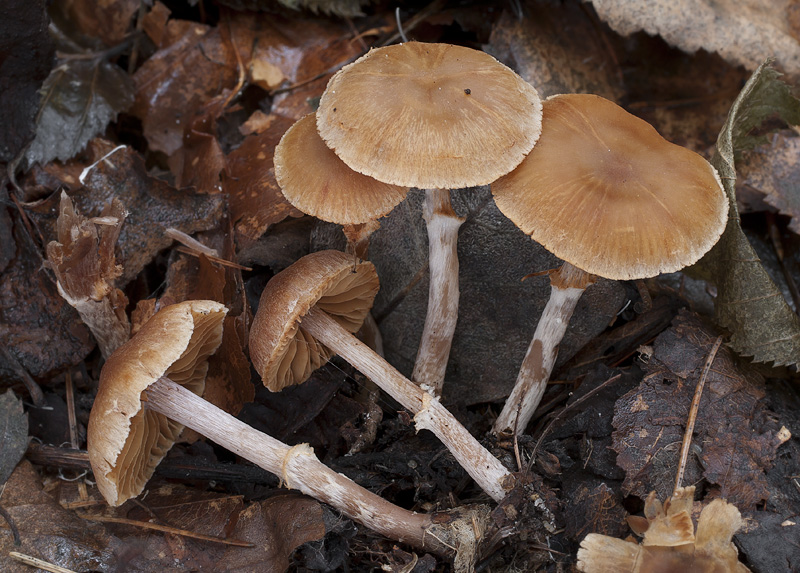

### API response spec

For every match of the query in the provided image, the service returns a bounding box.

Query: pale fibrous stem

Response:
[493,263,595,436]
[144,376,461,555]
[302,306,513,502]
[412,188,464,396]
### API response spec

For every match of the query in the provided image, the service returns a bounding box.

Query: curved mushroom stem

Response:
[412,189,465,396]
[143,376,481,556]
[302,306,513,502]
[493,263,596,436]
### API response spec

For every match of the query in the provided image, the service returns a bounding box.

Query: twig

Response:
[530,374,622,463]
[75,513,254,547]
[64,370,88,501]
[674,336,723,492]
[0,346,44,407]
[9,552,77,573]
[0,503,21,545]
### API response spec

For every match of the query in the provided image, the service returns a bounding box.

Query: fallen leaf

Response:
[25,59,134,168]
[486,4,623,100]
[131,20,238,155]
[737,132,800,233]
[691,61,800,366]
[0,461,115,572]
[52,0,139,47]
[224,113,303,248]
[612,311,789,508]
[0,214,93,379]
[562,481,629,541]
[0,391,28,487]
[0,0,55,161]
[587,0,800,80]
[27,139,224,285]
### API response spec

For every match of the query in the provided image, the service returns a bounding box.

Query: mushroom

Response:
[316,42,543,396]
[249,250,513,502]
[577,486,750,572]
[274,113,408,257]
[491,94,728,436]
[87,300,487,558]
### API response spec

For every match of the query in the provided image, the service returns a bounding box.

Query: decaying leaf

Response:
[577,486,750,572]
[131,20,238,156]
[612,311,790,507]
[486,4,623,100]
[0,0,54,162]
[692,61,800,366]
[0,461,115,572]
[737,132,800,233]
[27,139,224,285]
[0,391,28,487]
[0,213,93,379]
[46,192,130,359]
[25,59,134,168]
[224,113,302,248]
[587,0,800,80]
[51,0,139,47]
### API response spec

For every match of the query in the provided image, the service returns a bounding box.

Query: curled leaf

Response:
[692,61,800,366]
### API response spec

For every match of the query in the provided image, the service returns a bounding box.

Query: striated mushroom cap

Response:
[87,300,227,506]
[317,42,542,189]
[492,94,728,280]
[275,114,408,225]
[249,250,379,391]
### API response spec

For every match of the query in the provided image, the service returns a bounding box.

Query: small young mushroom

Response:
[249,250,514,502]
[316,42,543,396]
[491,94,728,436]
[87,300,486,557]
[577,486,751,572]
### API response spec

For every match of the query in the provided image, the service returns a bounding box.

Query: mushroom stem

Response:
[302,306,512,502]
[143,376,467,556]
[493,263,596,436]
[412,188,465,396]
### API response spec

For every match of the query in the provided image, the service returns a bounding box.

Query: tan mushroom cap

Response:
[492,94,729,280]
[250,250,379,392]
[87,300,227,506]
[317,42,543,189]
[274,114,408,225]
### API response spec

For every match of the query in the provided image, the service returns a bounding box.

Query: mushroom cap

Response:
[274,114,408,225]
[492,94,728,280]
[250,250,379,391]
[87,300,227,506]
[316,42,543,189]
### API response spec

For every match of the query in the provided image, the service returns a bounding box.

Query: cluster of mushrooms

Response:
[87,42,733,569]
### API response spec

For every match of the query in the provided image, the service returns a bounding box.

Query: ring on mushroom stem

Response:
[87,300,485,557]
[491,93,729,437]
[249,250,514,502]
[314,42,544,397]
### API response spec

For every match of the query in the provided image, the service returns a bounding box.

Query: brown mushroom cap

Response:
[250,250,379,391]
[492,94,728,280]
[317,42,543,189]
[87,300,227,506]
[274,114,408,225]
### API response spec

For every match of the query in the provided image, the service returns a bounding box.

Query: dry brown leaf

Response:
[737,131,800,232]
[132,19,238,156]
[612,311,789,507]
[486,4,623,100]
[224,113,303,248]
[53,0,139,46]
[588,0,800,80]
[27,139,224,285]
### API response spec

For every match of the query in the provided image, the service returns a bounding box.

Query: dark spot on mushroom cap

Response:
[464,88,471,95]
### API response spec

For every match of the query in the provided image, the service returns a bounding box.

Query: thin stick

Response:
[9,552,77,573]
[0,503,21,545]
[76,512,254,547]
[64,370,88,501]
[674,336,723,492]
